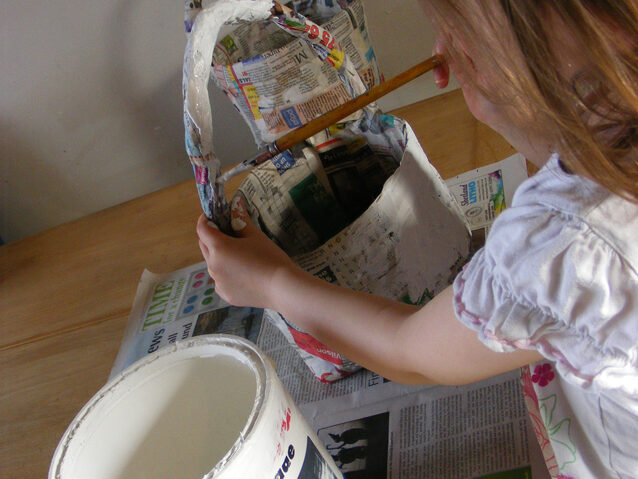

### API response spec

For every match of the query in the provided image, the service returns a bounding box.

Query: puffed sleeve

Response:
[453,202,638,396]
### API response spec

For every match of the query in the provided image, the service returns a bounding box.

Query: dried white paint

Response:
[52,349,256,479]
[231,217,248,231]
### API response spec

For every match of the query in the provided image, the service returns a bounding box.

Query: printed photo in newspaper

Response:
[445,153,529,251]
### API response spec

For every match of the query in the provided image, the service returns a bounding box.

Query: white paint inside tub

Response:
[69,354,257,479]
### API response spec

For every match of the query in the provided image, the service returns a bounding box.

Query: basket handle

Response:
[183,0,369,224]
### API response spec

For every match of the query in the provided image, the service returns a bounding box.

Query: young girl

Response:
[197,1,638,477]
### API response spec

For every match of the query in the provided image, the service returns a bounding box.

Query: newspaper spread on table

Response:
[111,153,548,478]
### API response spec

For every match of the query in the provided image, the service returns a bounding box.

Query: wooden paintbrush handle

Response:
[274,54,443,153]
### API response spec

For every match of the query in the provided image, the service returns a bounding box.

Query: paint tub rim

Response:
[49,334,270,479]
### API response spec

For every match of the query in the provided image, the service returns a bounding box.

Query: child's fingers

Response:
[198,239,209,260]
[230,196,257,237]
[197,239,216,283]
[196,213,222,244]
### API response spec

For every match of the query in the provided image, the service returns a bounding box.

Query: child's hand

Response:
[196,196,297,309]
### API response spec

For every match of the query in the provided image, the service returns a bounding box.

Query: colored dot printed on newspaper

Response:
[176,269,222,319]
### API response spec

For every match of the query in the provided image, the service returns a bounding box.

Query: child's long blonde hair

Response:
[424,0,638,201]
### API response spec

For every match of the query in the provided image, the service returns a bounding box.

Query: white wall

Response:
[1,0,456,243]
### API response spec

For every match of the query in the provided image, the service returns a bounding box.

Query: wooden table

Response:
[0,90,517,478]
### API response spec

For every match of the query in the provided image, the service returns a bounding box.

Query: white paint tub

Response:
[49,335,343,479]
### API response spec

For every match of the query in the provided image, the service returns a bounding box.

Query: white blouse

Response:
[453,154,638,478]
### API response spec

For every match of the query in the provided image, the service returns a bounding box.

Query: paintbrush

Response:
[217,54,444,184]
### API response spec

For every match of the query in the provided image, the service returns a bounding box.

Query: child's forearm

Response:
[196,212,542,385]
[269,265,543,386]
[270,265,433,384]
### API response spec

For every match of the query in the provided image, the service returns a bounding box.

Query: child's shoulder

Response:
[491,154,638,274]
[455,155,638,395]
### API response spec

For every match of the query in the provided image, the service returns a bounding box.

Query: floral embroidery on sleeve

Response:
[528,363,577,474]
[532,363,555,387]
[521,366,560,476]
[538,394,577,472]
[521,364,578,478]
